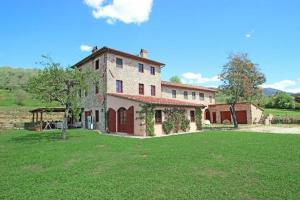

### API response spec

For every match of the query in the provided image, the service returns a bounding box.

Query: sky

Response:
[1,0,300,92]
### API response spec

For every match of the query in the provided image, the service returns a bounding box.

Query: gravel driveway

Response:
[238,125,300,134]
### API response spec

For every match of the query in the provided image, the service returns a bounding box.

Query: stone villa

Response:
[73,47,263,136]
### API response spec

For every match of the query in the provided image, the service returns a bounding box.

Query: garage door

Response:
[220,111,231,123]
[236,111,247,124]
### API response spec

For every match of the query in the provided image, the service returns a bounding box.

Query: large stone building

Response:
[73,46,262,136]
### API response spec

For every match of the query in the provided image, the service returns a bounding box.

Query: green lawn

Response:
[0,129,299,199]
[264,108,300,118]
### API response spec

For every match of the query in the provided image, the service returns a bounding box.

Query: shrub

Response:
[163,108,190,133]
[137,104,155,136]
[195,108,202,130]
[145,109,155,136]
[162,121,173,134]
[15,89,28,106]
[180,118,190,132]
[271,116,300,124]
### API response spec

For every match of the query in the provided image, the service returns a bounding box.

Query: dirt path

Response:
[238,125,300,134]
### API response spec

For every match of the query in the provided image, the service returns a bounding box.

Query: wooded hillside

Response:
[0,66,38,90]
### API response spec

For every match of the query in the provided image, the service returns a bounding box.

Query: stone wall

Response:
[79,54,107,131]
[106,53,162,97]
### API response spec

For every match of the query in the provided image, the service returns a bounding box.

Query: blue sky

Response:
[1,0,300,92]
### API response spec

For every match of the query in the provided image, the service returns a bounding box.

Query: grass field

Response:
[0,129,299,199]
[264,108,300,118]
[0,89,58,108]
[0,89,42,108]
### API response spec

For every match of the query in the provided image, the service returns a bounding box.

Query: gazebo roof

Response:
[29,107,66,113]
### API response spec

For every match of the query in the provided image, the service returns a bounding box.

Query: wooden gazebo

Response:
[28,108,66,131]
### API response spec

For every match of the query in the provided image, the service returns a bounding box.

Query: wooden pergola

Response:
[29,108,66,130]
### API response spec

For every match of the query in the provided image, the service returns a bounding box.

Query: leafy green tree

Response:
[170,76,182,83]
[27,56,100,139]
[266,92,295,109]
[219,53,266,128]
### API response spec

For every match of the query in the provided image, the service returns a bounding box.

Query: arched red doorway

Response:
[117,106,134,135]
[205,109,211,121]
[117,107,127,133]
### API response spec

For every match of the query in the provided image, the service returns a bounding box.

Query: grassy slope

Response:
[0,129,299,199]
[0,89,45,108]
[264,108,300,118]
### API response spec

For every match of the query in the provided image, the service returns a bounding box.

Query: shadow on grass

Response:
[9,131,81,144]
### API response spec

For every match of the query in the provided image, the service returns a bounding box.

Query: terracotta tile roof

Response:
[73,46,165,68]
[161,81,218,92]
[107,93,205,107]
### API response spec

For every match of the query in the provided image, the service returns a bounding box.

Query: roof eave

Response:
[72,46,165,68]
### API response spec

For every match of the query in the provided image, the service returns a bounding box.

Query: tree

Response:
[266,92,295,109]
[170,76,182,83]
[219,53,266,128]
[27,56,100,139]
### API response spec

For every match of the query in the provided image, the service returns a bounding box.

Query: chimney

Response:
[92,46,98,54]
[140,49,148,58]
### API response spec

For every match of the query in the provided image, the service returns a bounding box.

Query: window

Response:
[190,110,195,122]
[116,80,123,93]
[95,110,99,122]
[184,91,188,99]
[192,92,196,100]
[209,96,213,103]
[172,90,176,98]
[150,66,155,75]
[199,93,204,101]
[139,83,144,95]
[95,59,99,70]
[138,63,144,73]
[151,85,156,96]
[95,83,99,94]
[85,90,88,97]
[116,57,123,68]
[155,110,162,124]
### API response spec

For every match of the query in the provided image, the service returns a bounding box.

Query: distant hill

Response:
[262,88,286,96]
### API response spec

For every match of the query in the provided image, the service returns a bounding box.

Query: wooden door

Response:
[205,110,211,121]
[107,108,116,132]
[117,108,127,133]
[127,106,134,135]
[85,111,91,128]
[212,112,217,123]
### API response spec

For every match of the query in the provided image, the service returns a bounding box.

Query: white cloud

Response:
[80,44,93,52]
[83,0,153,24]
[181,72,220,85]
[245,30,255,38]
[262,80,296,90]
[245,33,252,38]
[262,80,300,93]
